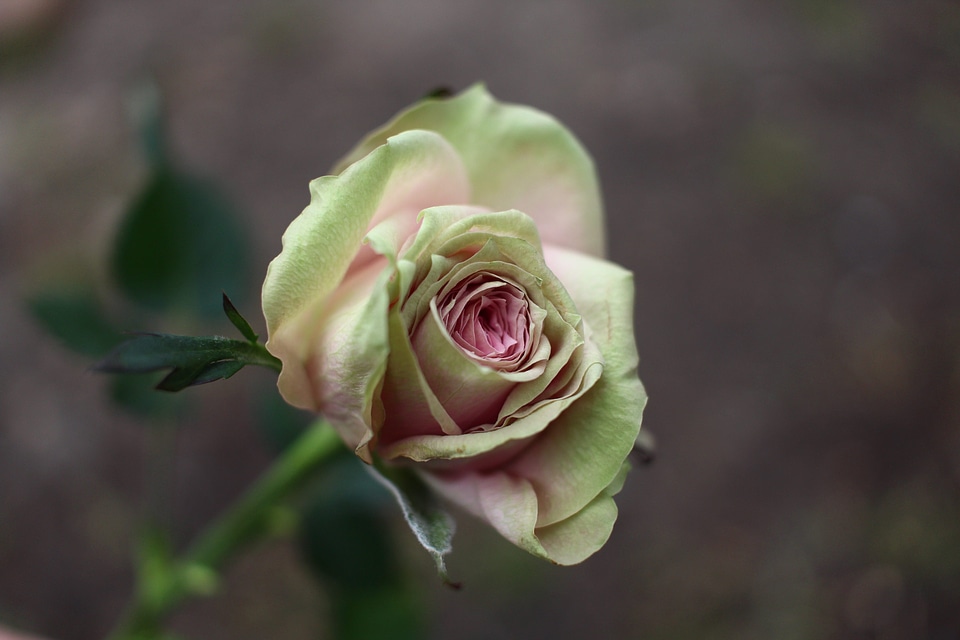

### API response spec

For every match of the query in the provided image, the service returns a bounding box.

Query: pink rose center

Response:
[438,273,530,368]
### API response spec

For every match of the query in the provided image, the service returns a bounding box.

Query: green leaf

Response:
[110,373,185,419]
[222,292,259,343]
[127,80,168,169]
[27,287,121,357]
[256,390,312,453]
[300,502,397,592]
[298,459,424,639]
[332,585,422,640]
[136,526,176,611]
[154,358,245,391]
[110,168,250,319]
[633,428,656,465]
[95,333,281,392]
[370,459,458,587]
[299,458,396,591]
[422,86,453,99]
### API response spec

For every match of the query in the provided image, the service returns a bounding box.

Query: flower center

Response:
[438,272,531,367]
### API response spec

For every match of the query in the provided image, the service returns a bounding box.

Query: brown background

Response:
[1,0,959,638]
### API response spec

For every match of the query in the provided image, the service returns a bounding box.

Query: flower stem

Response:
[238,339,283,373]
[106,420,342,639]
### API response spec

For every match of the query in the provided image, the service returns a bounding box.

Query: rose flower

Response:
[262,85,647,565]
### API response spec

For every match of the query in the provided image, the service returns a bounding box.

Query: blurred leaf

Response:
[299,459,424,639]
[222,292,259,343]
[96,333,281,392]
[256,390,312,453]
[110,168,250,319]
[27,287,121,357]
[126,80,168,169]
[423,86,453,99]
[300,500,397,592]
[137,526,176,611]
[179,564,220,597]
[633,428,657,465]
[370,459,457,587]
[299,458,396,590]
[110,373,185,419]
[332,585,422,640]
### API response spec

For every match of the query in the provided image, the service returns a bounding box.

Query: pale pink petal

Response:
[264,130,470,411]
[334,85,605,257]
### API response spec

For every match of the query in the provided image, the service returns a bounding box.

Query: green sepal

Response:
[95,333,281,392]
[222,292,259,343]
[369,459,458,588]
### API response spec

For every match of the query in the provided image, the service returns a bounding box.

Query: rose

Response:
[262,85,646,565]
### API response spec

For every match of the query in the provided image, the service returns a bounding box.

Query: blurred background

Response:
[2,0,959,638]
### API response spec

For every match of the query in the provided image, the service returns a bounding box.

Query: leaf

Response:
[633,429,656,465]
[155,359,246,391]
[222,292,258,343]
[136,526,176,610]
[110,374,185,419]
[298,458,396,590]
[127,80,168,169]
[110,168,250,319]
[369,459,458,587]
[256,390,312,453]
[332,585,422,640]
[95,333,281,392]
[298,459,425,639]
[300,501,397,592]
[422,86,453,99]
[27,287,121,358]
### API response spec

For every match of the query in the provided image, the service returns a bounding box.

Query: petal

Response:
[412,302,520,428]
[425,471,550,560]
[379,300,463,441]
[425,461,630,564]
[262,130,470,410]
[507,245,647,528]
[534,460,630,564]
[304,262,391,459]
[334,85,605,257]
[379,230,604,462]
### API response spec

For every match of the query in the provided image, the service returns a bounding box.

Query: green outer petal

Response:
[535,461,630,564]
[380,304,462,438]
[310,265,391,460]
[509,246,647,528]
[424,471,550,560]
[334,85,605,257]
[262,130,470,410]
[537,496,618,564]
[425,461,630,565]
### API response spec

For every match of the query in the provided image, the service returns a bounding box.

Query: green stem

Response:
[107,421,342,639]
[237,339,283,373]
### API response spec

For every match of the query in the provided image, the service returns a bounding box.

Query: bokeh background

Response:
[2,0,960,638]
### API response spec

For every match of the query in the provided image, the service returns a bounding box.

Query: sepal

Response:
[369,459,459,588]
[95,333,280,392]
